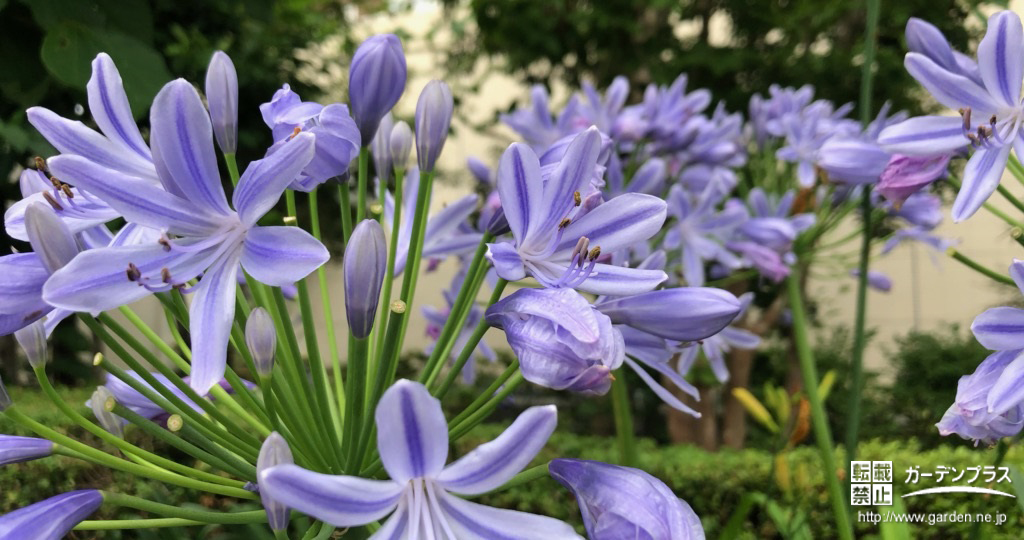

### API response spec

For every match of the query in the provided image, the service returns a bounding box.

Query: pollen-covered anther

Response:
[959,107,972,130]
[60,184,74,199]
[33,156,49,174]
[559,217,572,229]
[573,190,581,206]
[42,191,63,211]
[158,237,172,251]
[588,246,601,260]
[288,126,302,140]
[161,267,172,283]
[126,263,141,282]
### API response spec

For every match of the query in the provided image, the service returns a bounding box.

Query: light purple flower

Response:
[726,241,791,283]
[663,184,746,287]
[850,269,892,292]
[43,79,329,394]
[0,203,81,336]
[9,54,152,240]
[486,129,668,295]
[205,51,238,154]
[877,153,951,205]
[0,490,103,539]
[879,11,1023,222]
[0,435,54,467]
[887,192,943,230]
[549,459,705,540]
[937,349,1024,444]
[487,287,624,395]
[260,380,581,539]
[260,84,360,191]
[501,85,580,152]
[371,113,396,182]
[905,17,981,84]
[349,34,407,146]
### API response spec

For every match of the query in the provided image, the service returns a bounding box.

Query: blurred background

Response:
[3,1,1024,537]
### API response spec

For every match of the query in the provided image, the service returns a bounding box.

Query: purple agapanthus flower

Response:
[42,79,329,394]
[487,287,624,395]
[0,490,103,540]
[748,84,816,147]
[937,349,1024,444]
[501,85,580,152]
[260,84,360,191]
[677,292,760,383]
[382,168,483,276]
[850,269,893,292]
[879,11,1023,222]
[550,459,705,540]
[663,184,746,286]
[487,129,668,295]
[260,380,581,539]
[876,153,952,205]
[971,260,1024,354]
[905,17,981,85]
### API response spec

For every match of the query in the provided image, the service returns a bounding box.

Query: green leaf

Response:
[40,21,170,117]
[880,495,912,540]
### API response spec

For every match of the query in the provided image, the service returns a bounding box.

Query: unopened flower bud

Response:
[0,435,54,466]
[205,51,238,153]
[245,307,277,377]
[372,113,395,182]
[90,386,123,438]
[14,320,47,369]
[415,80,454,172]
[485,206,511,236]
[344,220,387,339]
[24,202,77,274]
[257,432,294,531]
[349,34,407,146]
[390,121,413,170]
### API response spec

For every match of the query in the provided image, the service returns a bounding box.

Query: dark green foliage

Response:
[444,0,981,116]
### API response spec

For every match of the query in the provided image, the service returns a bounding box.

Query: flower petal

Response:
[977,11,1024,108]
[26,107,156,181]
[47,155,223,236]
[259,464,403,527]
[24,203,78,274]
[240,226,329,287]
[486,242,527,282]
[878,116,967,155]
[972,306,1024,351]
[624,357,700,416]
[87,53,152,160]
[987,352,1024,415]
[43,242,217,314]
[1009,259,1024,297]
[188,255,240,395]
[423,195,478,247]
[533,128,602,240]
[436,405,556,495]
[437,490,582,540]
[4,189,120,242]
[576,263,667,296]
[0,254,50,315]
[904,52,1000,113]
[554,193,666,257]
[150,80,231,216]
[496,142,543,242]
[233,132,316,225]
[376,379,449,483]
[951,143,1012,222]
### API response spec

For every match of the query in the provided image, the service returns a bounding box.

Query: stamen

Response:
[161,268,172,283]
[42,191,63,211]
[288,126,302,140]
[159,237,172,251]
[60,184,74,199]
[126,263,141,282]
[559,218,571,229]
[34,156,49,175]
[588,246,601,260]
[573,190,581,206]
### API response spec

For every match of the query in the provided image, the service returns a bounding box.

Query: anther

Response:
[573,191,581,206]
[288,126,302,140]
[60,184,74,199]
[33,156,48,174]
[559,217,571,229]
[588,246,601,260]
[42,191,63,211]
[991,114,998,126]
[161,268,172,283]
[50,176,62,189]
[126,263,141,282]
[158,237,172,251]
[960,107,972,130]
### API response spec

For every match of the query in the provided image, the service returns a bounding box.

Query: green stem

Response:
[997,183,1024,215]
[948,249,1016,285]
[353,301,407,469]
[309,188,347,432]
[388,170,435,375]
[786,274,854,540]
[374,167,404,369]
[434,279,508,398]
[3,406,255,499]
[610,373,637,467]
[76,518,214,530]
[343,336,370,472]
[449,373,525,440]
[845,189,871,466]
[357,146,370,222]
[102,492,266,524]
[339,183,354,245]
[224,153,241,186]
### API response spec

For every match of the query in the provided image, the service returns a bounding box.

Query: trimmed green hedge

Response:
[2,388,1022,538]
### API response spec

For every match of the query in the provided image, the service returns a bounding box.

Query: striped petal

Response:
[878,116,968,155]
[554,193,666,257]
[240,226,329,288]
[951,143,1012,222]
[259,464,403,527]
[978,11,1024,108]
[496,142,543,243]
[532,128,602,243]
[26,107,155,181]
[576,263,667,296]
[437,491,582,540]
[187,255,240,395]
[87,53,152,160]
[905,53,1000,113]
[972,306,1024,351]
[0,254,49,315]
[376,380,449,483]
[436,405,556,495]
[233,132,316,226]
